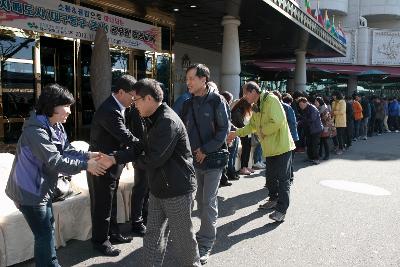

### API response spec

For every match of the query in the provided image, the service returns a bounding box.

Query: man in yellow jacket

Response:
[228,82,295,222]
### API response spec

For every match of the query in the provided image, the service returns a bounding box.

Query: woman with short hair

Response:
[5,84,106,267]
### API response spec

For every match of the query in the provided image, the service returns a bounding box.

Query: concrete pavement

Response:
[13,132,400,266]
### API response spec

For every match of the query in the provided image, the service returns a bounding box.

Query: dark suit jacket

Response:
[89,95,141,178]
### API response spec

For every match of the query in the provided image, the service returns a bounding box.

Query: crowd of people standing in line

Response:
[5,61,400,266]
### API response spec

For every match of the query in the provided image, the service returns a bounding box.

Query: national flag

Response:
[324,10,331,31]
[305,0,312,15]
[337,22,347,44]
[330,15,338,38]
[314,0,324,25]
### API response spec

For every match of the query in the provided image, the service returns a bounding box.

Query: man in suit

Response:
[87,74,142,256]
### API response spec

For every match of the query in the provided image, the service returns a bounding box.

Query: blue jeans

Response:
[253,143,263,163]
[19,202,60,267]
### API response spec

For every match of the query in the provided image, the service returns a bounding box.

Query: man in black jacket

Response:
[87,75,141,256]
[101,78,201,266]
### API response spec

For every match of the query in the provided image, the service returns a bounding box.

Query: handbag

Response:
[190,100,229,169]
[52,176,74,202]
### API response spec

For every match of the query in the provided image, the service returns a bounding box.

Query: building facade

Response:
[308,0,400,95]
[0,0,174,145]
[0,0,345,149]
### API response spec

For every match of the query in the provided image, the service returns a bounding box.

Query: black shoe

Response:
[93,242,121,256]
[227,174,240,180]
[109,234,132,244]
[219,181,232,187]
[323,156,329,160]
[131,223,146,237]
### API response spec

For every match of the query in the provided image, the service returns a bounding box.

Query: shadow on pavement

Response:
[89,248,143,267]
[218,188,267,218]
[213,210,281,255]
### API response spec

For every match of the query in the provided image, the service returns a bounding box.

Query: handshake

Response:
[86,152,118,176]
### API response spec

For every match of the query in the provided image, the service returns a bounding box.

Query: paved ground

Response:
[14,132,400,267]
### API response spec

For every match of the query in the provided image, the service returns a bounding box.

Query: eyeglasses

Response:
[133,96,144,102]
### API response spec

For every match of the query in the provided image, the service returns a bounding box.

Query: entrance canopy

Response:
[251,61,400,79]
[133,0,346,60]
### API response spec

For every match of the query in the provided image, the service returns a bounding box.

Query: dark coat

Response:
[115,103,196,199]
[303,104,323,135]
[89,95,141,179]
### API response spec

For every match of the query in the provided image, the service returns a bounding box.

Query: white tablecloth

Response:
[0,149,135,267]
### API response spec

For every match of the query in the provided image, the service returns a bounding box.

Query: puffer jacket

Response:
[302,103,323,135]
[6,112,88,205]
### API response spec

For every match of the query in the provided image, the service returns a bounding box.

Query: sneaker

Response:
[258,199,278,210]
[396,130,399,133]
[352,138,357,142]
[199,246,211,265]
[269,211,286,222]
[362,136,368,140]
[377,133,382,136]
[227,173,240,180]
[311,160,320,165]
[336,150,343,155]
[253,162,265,169]
[219,181,232,187]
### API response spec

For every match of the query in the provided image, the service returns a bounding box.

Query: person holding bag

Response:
[180,64,230,265]
[5,84,107,267]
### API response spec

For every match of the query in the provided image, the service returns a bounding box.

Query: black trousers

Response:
[240,136,251,168]
[375,119,384,134]
[306,132,320,160]
[131,168,149,225]
[319,137,330,158]
[265,151,292,214]
[87,164,123,244]
[345,122,353,147]
[336,127,346,150]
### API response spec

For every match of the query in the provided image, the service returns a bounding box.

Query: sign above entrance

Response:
[0,0,162,51]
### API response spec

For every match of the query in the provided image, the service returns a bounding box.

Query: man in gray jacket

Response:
[180,64,230,265]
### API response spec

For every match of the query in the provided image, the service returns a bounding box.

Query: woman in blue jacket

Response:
[5,84,107,267]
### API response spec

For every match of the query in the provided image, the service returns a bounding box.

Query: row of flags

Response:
[304,0,347,44]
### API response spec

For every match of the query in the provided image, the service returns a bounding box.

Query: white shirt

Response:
[112,94,126,118]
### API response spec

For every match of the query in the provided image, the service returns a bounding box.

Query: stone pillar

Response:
[294,50,307,92]
[357,26,369,65]
[287,77,295,93]
[221,15,241,99]
[347,76,358,96]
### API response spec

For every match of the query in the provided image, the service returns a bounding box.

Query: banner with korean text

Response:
[0,0,162,51]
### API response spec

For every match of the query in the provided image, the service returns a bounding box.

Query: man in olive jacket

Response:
[228,81,295,222]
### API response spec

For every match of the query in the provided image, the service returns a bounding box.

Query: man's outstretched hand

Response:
[96,153,116,170]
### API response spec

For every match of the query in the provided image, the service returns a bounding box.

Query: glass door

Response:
[0,32,36,143]
[40,36,76,139]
